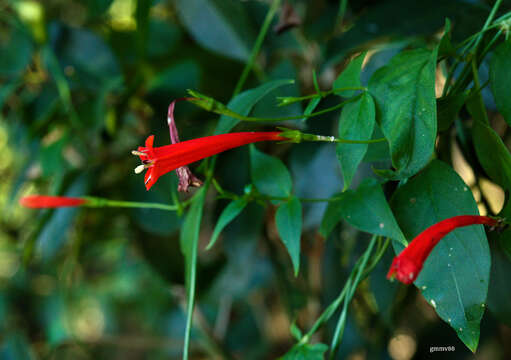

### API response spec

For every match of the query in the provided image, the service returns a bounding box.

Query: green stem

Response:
[477,28,503,63]
[472,0,503,52]
[446,0,504,96]
[278,86,367,106]
[232,0,281,96]
[299,236,379,344]
[329,236,377,358]
[301,133,386,144]
[209,95,362,123]
[85,197,178,211]
[470,58,489,124]
[336,0,349,32]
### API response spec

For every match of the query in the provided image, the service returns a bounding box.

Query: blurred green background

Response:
[1,0,510,359]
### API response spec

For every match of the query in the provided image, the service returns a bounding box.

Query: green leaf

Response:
[343,179,405,243]
[250,144,292,198]
[206,198,248,250]
[487,230,511,327]
[490,41,511,126]
[471,121,511,191]
[438,18,455,58]
[333,52,367,97]
[319,194,343,239]
[279,343,328,360]
[40,136,67,177]
[301,97,321,122]
[320,180,405,244]
[437,92,466,132]
[215,79,294,134]
[275,196,302,276]
[391,160,489,352]
[369,48,438,178]
[180,187,206,360]
[175,0,255,61]
[336,92,376,190]
[290,321,303,341]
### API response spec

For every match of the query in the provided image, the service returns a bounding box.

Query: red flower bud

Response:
[387,215,502,284]
[20,195,86,208]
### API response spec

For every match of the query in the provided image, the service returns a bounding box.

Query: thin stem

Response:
[336,0,349,32]
[471,57,489,124]
[85,197,178,211]
[301,133,386,144]
[472,0,503,52]
[232,0,281,96]
[443,0,504,96]
[329,236,377,358]
[279,86,367,106]
[478,28,504,63]
[212,94,362,123]
[299,236,378,344]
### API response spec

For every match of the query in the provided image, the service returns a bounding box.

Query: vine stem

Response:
[444,0,504,96]
[199,94,362,123]
[278,86,367,106]
[232,0,282,96]
[85,197,178,211]
[299,236,382,345]
[180,2,283,359]
[301,133,386,144]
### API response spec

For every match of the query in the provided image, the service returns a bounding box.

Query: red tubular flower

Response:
[133,132,284,190]
[387,215,501,284]
[20,195,86,208]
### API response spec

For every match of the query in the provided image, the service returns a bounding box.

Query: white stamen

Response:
[145,175,152,185]
[134,165,145,174]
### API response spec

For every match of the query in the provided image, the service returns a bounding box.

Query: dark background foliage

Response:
[1,0,511,359]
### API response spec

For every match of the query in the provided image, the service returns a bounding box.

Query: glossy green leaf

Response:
[275,196,302,276]
[180,187,206,360]
[471,120,511,191]
[369,48,438,178]
[340,179,405,243]
[490,41,511,126]
[250,144,292,198]
[280,343,328,360]
[206,198,248,250]
[215,79,294,134]
[320,180,405,244]
[336,92,376,190]
[391,160,489,352]
[175,0,254,61]
[333,52,367,97]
